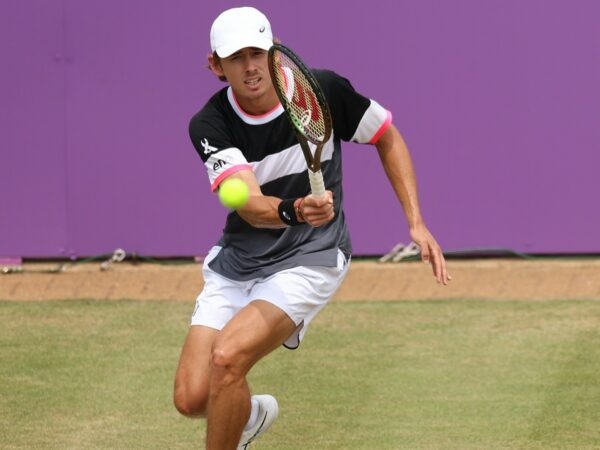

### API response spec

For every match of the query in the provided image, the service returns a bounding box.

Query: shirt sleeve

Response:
[189,101,252,191]
[316,70,392,144]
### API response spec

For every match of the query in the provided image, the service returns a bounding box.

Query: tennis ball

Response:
[218,178,249,209]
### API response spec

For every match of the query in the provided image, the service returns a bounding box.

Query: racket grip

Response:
[308,169,326,197]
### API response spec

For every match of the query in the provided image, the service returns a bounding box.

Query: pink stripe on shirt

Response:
[369,110,393,144]
[211,164,253,192]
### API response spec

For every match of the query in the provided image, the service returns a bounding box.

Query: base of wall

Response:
[1,258,598,302]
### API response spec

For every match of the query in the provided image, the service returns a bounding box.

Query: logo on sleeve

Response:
[201,138,218,155]
[213,159,226,171]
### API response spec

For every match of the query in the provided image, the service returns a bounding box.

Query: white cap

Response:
[210,7,273,58]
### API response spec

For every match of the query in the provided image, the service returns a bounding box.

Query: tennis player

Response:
[173,6,451,449]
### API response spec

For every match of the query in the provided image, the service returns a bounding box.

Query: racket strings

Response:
[272,52,328,144]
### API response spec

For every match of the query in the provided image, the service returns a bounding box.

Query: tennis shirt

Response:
[189,69,391,281]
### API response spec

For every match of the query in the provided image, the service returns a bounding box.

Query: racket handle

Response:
[308,169,326,197]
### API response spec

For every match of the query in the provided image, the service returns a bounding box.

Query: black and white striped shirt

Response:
[189,69,391,281]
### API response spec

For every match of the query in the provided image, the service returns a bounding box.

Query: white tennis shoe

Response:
[237,394,279,449]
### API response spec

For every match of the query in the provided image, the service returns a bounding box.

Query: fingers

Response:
[305,191,333,207]
[429,244,451,285]
[433,252,451,285]
[301,192,334,227]
[420,240,451,285]
[420,246,431,265]
[303,205,334,226]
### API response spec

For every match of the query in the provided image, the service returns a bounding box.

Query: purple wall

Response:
[1,0,599,259]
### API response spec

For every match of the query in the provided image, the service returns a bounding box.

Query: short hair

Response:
[209,52,228,82]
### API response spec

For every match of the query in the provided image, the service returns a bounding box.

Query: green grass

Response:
[1,299,600,449]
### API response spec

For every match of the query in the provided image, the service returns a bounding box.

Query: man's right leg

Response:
[173,325,219,417]
[206,300,297,449]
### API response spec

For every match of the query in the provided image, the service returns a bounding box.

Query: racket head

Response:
[268,44,332,146]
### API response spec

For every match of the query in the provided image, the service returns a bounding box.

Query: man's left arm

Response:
[375,124,451,285]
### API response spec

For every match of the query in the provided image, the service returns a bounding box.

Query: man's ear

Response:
[208,54,226,79]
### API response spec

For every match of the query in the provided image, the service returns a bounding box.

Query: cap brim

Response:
[215,36,273,58]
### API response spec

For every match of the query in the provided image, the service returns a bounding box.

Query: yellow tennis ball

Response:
[218,178,249,209]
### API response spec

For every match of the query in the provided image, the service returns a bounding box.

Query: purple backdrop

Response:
[1,0,599,259]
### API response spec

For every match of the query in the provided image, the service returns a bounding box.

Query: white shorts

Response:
[191,246,350,349]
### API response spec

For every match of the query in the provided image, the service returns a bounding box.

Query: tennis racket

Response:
[268,44,332,197]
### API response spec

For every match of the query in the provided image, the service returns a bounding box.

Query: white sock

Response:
[244,397,260,430]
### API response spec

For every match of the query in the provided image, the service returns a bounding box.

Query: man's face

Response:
[213,47,276,110]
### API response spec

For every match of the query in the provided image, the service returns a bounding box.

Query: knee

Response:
[173,382,208,418]
[210,343,248,386]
